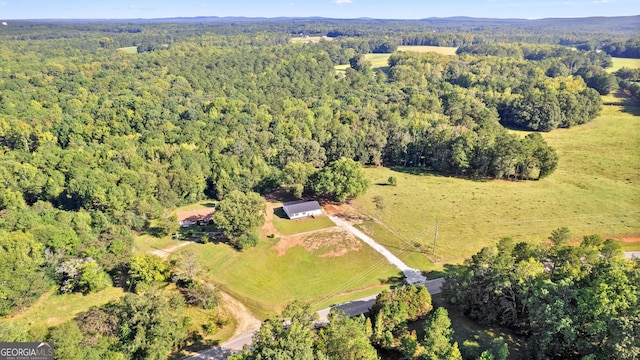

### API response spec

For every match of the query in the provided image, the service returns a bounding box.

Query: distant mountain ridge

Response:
[6,15,639,24]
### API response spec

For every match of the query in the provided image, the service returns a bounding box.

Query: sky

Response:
[0,0,638,20]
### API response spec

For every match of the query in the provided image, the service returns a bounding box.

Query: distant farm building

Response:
[283,200,323,219]
[176,208,215,227]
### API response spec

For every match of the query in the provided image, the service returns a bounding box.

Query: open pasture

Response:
[190,235,399,319]
[290,36,333,44]
[609,57,640,73]
[397,45,458,55]
[355,100,640,263]
[117,46,138,54]
[4,287,125,332]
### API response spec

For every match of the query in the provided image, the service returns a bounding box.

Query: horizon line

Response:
[1,14,639,22]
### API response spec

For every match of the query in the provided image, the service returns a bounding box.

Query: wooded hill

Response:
[0,18,637,358]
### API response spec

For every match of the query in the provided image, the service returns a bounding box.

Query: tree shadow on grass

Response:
[602,91,640,116]
[620,99,640,116]
[381,274,406,286]
[146,226,166,238]
[170,338,223,360]
[265,187,298,203]
[388,166,491,183]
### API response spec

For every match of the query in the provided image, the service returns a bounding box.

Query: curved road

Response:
[184,277,444,360]
[186,251,639,359]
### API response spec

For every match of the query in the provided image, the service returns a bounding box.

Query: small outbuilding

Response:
[283,200,323,220]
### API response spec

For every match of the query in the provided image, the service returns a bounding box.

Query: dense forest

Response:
[0,17,638,359]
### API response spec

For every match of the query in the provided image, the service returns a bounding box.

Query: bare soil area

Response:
[618,236,640,243]
[219,291,262,337]
[322,202,367,223]
[271,227,362,257]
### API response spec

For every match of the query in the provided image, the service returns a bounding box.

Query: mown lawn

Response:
[133,234,176,253]
[355,221,440,273]
[354,100,640,263]
[187,237,400,319]
[609,57,640,73]
[272,212,336,235]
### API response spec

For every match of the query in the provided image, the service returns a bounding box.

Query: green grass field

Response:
[117,46,138,54]
[187,237,400,319]
[133,200,216,253]
[335,53,392,74]
[5,287,124,331]
[335,45,458,74]
[272,212,336,235]
[364,53,392,70]
[354,99,640,263]
[397,45,458,55]
[355,221,440,274]
[609,57,640,73]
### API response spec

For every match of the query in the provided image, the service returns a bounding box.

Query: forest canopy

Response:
[0,18,635,357]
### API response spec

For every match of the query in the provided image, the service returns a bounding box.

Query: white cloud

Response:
[333,0,352,4]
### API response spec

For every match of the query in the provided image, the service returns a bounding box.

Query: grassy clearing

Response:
[6,287,124,330]
[290,36,333,44]
[335,53,392,74]
[133,199,216,253]
[272,212,335,235]
[172,306,236,359]
[621,242,640,251]
[365,53,392,70]
[397,45,458,55]
[335,46,457,74]
[354,101,640,263]
[355,221,440,274]
[609,57,640,73]
[187,237,400,319]
[117,46,138,54]
[133,234,176,253]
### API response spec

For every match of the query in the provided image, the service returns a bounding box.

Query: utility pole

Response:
[433,219,438,256]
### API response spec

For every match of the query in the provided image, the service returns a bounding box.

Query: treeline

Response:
[444,230,638,359]
[232,286,508,360]
[601,38,640,58]
[2,16,637,54]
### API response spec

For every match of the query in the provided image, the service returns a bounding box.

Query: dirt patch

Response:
[322,202,368,223]
[618,236,640,243]
[261,201,281,237]
[272,227,362,257]
[323,204,341,216]
[219,291,261,337]
[176,208,215,225]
